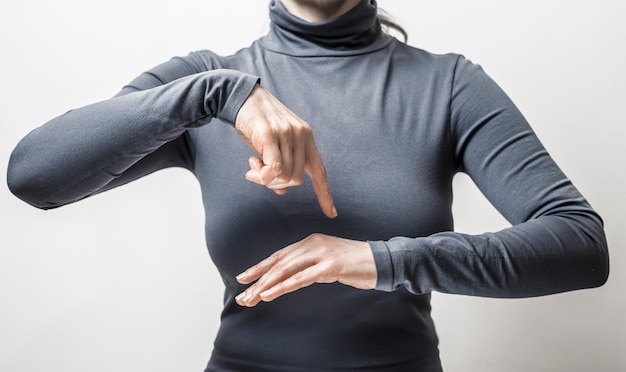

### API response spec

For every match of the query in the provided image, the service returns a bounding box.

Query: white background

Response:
[1,1,624,371]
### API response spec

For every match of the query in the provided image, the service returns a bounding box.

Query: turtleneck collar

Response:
[259,0,392,57]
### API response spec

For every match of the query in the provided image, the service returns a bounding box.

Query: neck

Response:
[280,0,362,22]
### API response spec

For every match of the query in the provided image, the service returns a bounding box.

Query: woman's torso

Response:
[189,34,459,370]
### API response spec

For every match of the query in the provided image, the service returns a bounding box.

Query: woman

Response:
[7,0,609,370]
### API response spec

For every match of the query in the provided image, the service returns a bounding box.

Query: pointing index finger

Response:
[304,136,337,218]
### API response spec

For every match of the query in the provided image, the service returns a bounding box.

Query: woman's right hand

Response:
[234,84,337,218]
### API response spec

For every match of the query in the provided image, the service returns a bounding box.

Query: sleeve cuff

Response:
[217,73,260,125]
[368,240,395,292]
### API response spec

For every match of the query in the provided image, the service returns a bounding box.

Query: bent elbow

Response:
[7,147,57,210]
[589,241,610,289]
[581,219,610,289]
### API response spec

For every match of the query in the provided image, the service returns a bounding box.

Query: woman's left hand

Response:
[235,233,377,307]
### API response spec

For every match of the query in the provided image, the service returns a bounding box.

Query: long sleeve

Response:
[7,55,259,209]
[370,56,609,298]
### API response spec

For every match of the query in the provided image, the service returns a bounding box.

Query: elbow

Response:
[583,253,609,291]
[593,264,610,289]
[7,170,49,210]
[548,211,610,292]
[581,218,610,289]
[589,239,610,289]
[7,148,56,210]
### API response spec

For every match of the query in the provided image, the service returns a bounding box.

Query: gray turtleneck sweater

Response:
[7,0,609,371]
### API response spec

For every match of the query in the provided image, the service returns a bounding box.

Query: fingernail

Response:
[236,291,253,303]
[236,272,247,280]
[259,290,271,299]
[332,206,338,218]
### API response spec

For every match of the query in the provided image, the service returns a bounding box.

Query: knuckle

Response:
[300,121,312,132]
[268,250,284,262]
[292,123,310,139]
[291,271,306,282]
[279,259,299,273]
[317,163,328,178]
[317,186,332,200]
[277,126,292,141]
[307,233,324,244]
[308,163,328,184]
[291,174,304,185]
[256,272,277,288]
[306,234,332,254]
[267,255,289,273]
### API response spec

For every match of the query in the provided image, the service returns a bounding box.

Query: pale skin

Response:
[232,0,376,307]
[279,0,362,22]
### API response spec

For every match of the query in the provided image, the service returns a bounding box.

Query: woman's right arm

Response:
[7,54,259,209]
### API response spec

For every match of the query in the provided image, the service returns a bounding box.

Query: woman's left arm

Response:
[235,56,609,306]
[366,56,609,298]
